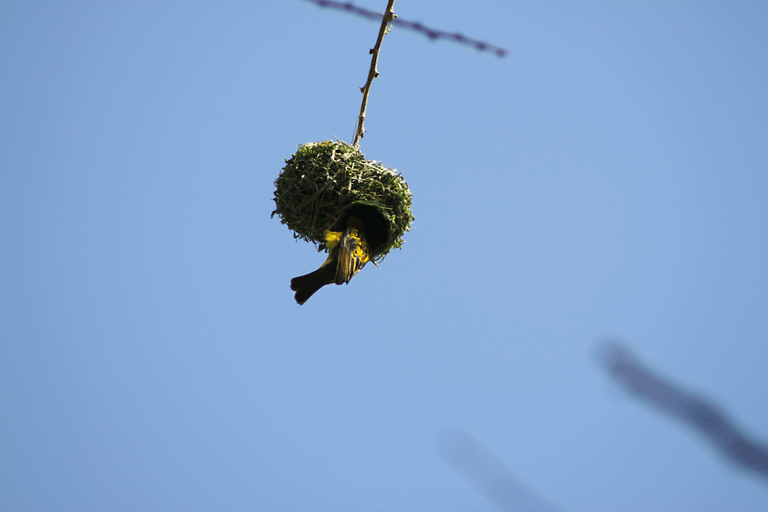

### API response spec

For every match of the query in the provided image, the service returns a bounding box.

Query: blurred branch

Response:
[598,340,768,480]
[352,0,396,147]
[304,0,508,57]
[439,429,565,512]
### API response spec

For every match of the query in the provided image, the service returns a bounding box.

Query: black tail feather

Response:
[290,266,334,305]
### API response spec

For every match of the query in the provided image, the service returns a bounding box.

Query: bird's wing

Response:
[335,227,368,285]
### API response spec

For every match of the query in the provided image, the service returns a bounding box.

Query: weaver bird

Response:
[290,215,371,305]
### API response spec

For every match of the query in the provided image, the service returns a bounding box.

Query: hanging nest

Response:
[272,140,413,261]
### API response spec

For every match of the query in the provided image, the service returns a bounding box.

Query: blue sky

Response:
[2,1,767,511]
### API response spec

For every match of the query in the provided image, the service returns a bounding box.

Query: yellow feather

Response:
[335,222,370,285]
[323,230,343,247]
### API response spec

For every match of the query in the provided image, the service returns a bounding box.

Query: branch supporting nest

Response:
[352,0,397,147]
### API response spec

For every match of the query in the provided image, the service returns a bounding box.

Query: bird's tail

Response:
[290,267,330,305]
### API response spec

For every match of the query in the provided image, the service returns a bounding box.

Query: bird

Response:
[290,215,371,305]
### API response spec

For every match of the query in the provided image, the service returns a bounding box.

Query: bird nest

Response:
[272,140,413,260]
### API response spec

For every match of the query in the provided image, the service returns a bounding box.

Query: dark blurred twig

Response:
[439,429,565,512]
[599,340,768,480]
[304,0,508,57]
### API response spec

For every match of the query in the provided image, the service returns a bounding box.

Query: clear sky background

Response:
[2,1,768,511]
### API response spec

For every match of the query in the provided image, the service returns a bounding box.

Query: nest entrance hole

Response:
[342,203,390,257]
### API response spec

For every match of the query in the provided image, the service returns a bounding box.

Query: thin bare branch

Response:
[304,0,508,57]
[352,0,396,147]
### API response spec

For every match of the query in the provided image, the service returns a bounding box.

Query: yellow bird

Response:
[290,215,371,305]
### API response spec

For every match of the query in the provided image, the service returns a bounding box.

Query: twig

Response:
[304,0,508,58]
[352,0,396,147]
[599,340,768,479]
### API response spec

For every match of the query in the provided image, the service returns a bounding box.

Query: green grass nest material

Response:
[272,140,413,260]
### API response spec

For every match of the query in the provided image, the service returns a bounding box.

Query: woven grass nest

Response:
[272,140,413,261]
